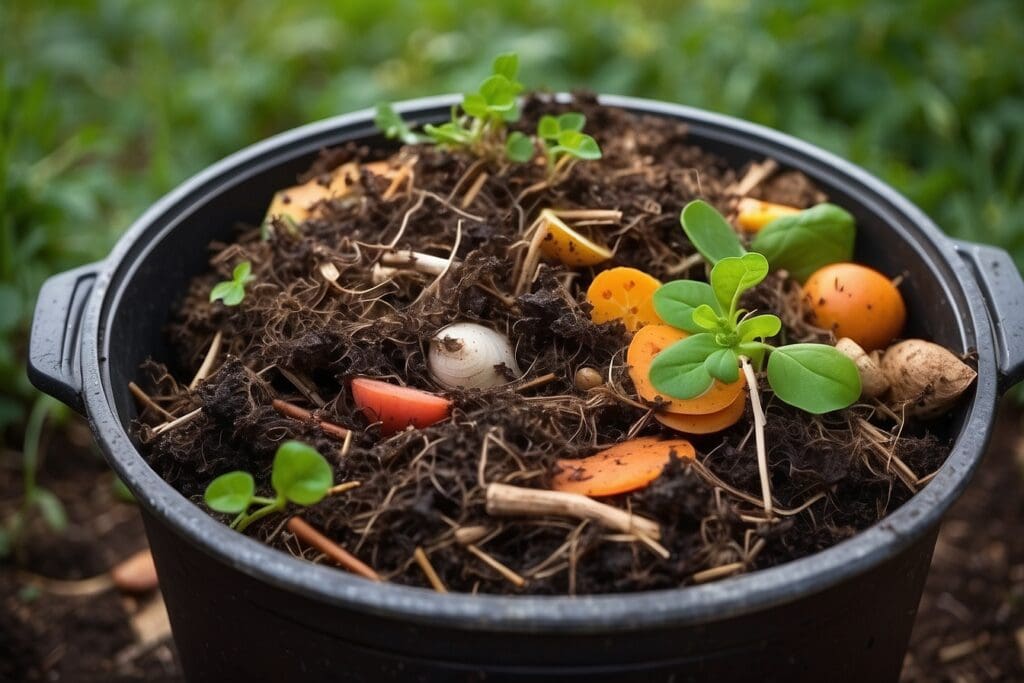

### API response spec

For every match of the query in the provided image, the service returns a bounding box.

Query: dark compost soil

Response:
[129,94,952,595]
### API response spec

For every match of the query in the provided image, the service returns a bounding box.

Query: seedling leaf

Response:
[691,304,721,331]
[766,343,861,413]
[649,333,721,399]
[704,348,740,383]
[680,200,746,265]
[737,314,782,341]
[652,280,720,333]
[374,104,424,145]
[32,488,67,532]
[751,203,856,281]
[538,115,560,140]
[505,131,534,162]
[271,441,333,505]
[710,253,769,314]
[492,53,519,82]
[557,112,585,132]
[205,471,255,513]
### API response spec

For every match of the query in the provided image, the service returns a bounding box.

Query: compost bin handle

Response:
[954,240,1024,392]
[27,262,102,415]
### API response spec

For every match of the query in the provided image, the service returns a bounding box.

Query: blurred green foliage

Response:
[2,0,1023,436]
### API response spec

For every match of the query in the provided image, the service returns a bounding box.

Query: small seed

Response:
[574,367,604,391]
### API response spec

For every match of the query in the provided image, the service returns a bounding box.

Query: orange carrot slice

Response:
[552,436,695,496]
[736,198,800,232]
[586,267,663,333]
[656,390,747,434]
[627,324,745,415]
[538,211,613,267]
[351,378,452,436]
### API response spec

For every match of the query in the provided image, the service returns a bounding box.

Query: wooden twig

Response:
[485,483,661,539]
[271,399,350,441]
[453,525,490,545]
[327,481,361,496]
[692,562,744,584]
[380,250,453,275]
[460,170,488,209]
[549,209,622,222]
[151,407,202,436]
[128,382,174,421]
[277,366,325,407]
[727,159,778,198]
[189,331,223,390]
[513,215,549,295]
[514,372,558,393]
[286,517,381,582]
[413,547,448,593]
[465,544,526,588]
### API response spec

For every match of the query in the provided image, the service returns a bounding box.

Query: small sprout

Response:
[374,103,425,145]
[428,322,522,390]
[537,113,601,174]
[209,261,254,306]
[650,201,861,415]
[505,131,535,162]
[203,440,332,532]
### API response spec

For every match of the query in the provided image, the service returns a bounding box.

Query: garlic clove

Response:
[880,339,977,418]
[835,337,889,399]
[428,322,522,389]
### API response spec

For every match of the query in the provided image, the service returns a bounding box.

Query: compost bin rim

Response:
[79,94,998,632]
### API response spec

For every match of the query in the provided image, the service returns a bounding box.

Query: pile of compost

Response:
[132,95,950,595]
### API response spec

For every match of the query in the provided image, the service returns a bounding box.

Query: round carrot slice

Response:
[538,211,613,267]
[586,267,663,333]
[656,390,747,434]
[627,324,745,415]
[552,437,695,496]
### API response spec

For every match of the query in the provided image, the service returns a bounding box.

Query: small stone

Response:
[111,549,159,593]
[574,367,604,391]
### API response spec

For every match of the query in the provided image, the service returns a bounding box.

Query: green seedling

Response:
[652,200,860,414]
[536,112,602,174]
[0,396,68,559]
[750,203,855,281]
[375,53,601,169]
[203,440,333,532]
[209,261,254,306]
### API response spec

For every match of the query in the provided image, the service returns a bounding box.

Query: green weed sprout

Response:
[209,261,254,306]
[375,53,601,167]
[203,440,333,532]
[650,200,860,415]
[536,113,601,175]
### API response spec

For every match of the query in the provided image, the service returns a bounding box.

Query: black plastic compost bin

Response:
[28,95,1024,682]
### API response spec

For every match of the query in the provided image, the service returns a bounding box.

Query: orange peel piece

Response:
[655,390,747,434]
[627,324,745,415]
[538,210,613,267]
[264,162,397,224]
[586,267,663,333]
[736,198,800,232]
[552,436,695,496]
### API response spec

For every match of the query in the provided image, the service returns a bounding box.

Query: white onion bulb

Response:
[428,323,522,389]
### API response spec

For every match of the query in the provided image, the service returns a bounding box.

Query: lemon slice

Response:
[736,197,800,232]
[538,210,613,267]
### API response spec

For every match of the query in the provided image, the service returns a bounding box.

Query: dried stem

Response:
[287,516,381,582]
[188,330,223,390]
[271,399,351,441]
[466,544,526,588]
[128,382,174,421]
[692,562,744,584]
[485,483,661,539]
[413,547,448,593]
[514,216,549,295]
[740,357,773,517]
[461,170,488,209]
[151,407,201,436]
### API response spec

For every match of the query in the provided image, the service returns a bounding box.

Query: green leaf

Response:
[557,112,585,132]
[505,131,534,162]
[462,93,488,118]
[478,75,516,112]
[751,203,856,281]
[649,333,721,399]
[373,104,423,145]
[704,348,740,383]
[710,253,770,313]
[652,280,720,333]
[32,488,67,532]
[271,441,333,505]
[537,115,560,140]
[766,344,861,414]
[210,280,239,305]
[233,261,253,283]
[554,130,601,159]
[737,314,782,341]
[691,304,720,331]
[204,471,255,513]
[492,53,519,82]
[423,122,474,146]
[680,200,746,265]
